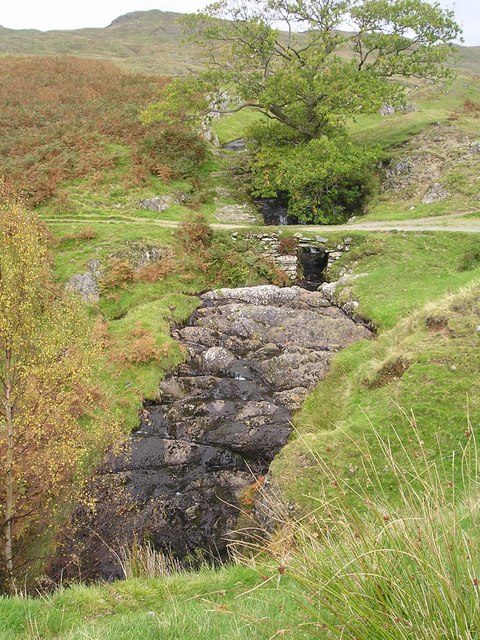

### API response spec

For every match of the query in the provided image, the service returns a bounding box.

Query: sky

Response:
[0,0,479,46]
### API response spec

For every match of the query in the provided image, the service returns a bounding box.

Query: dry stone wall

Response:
[236,231,353,285]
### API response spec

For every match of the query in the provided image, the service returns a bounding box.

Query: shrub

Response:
[59,226,97,243]
[278,235,298,255]
[255,257,291,287]
[112,324,166,365]
[101,259,135,290]
[458,248,480,271]
[0,57,170,206]
[176,184,215,210]
[177,214,213,254]
[463,98,480,116]
[140,127,208,180]
[250,124,377,224]
[135,258,177,283]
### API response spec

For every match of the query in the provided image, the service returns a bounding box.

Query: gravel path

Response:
[43,211,480,233]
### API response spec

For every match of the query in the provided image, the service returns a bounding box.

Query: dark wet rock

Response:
[255,195,295,226]
[57,285,372,581]
[222,138,246,151]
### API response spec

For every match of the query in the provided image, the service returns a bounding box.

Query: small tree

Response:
[0,194,118,592]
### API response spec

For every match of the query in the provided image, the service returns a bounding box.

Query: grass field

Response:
[0,566,308,640]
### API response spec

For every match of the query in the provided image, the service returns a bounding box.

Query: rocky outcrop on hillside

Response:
[66,241,168,302]
[381,124,480,206]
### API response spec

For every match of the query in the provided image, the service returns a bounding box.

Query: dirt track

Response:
[44,211,480,233]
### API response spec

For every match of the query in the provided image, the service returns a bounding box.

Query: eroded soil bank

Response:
[54,286,372,581]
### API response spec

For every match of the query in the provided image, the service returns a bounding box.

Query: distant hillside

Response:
[0,11,201,75]
[0,9,479,76]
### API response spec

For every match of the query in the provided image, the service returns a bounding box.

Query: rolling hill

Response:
[0,11,201,75]
[0,9,479,76]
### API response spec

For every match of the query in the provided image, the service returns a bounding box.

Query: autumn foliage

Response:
[0,56,205,207]
[0,194,120,592]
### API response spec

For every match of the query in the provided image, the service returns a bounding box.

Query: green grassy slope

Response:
[272,231,480,508]
[0,566,311,640]
[352,76,480,221]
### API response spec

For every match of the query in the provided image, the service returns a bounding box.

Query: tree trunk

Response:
[268,104,316,140]
[3,351,14,590]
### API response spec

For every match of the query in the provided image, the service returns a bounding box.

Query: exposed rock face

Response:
[66,272,100,303]
[381,124,478,203]
[56,286,371,581]
[380,103,415,116]
[112,240,167,269]
[385,160,412,181]
[139,196,173,212]
[380,103,396,116]
[422,183,450,204]
[398,104,416,114]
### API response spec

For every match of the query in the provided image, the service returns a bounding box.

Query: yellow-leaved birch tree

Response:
[0,192,119,593]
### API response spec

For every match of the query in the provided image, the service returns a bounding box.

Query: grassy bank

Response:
[49,220,286,429]
[2,423,478,639]
[272,231,480,510]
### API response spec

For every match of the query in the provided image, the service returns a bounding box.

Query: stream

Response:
[53,140,367,581]
[54,285,372,581]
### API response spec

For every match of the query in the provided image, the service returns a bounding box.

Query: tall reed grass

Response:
[234,414,480,639]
